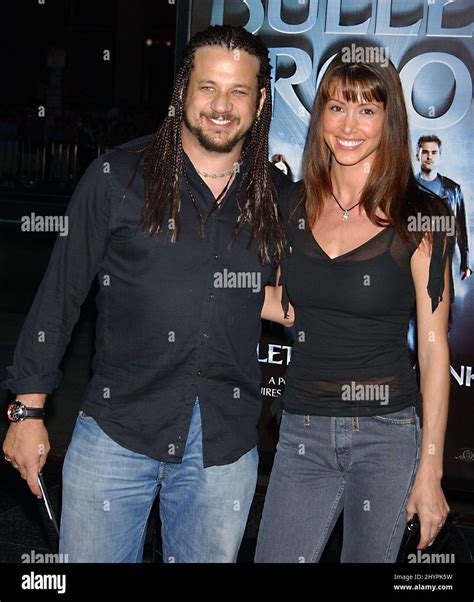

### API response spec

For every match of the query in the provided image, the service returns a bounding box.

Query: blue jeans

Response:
[255,405,421,563]
[59,399,258,562]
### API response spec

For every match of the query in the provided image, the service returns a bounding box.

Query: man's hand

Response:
[3,420,50,497]
[460,267,472,280]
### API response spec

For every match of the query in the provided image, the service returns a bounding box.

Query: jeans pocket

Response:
[371,405,416,425]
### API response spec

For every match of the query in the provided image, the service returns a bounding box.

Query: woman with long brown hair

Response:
[255,52,454,562]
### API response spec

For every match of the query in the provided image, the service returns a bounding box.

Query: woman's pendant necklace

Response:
[331,191,361,221]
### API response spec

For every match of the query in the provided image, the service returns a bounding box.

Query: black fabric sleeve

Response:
[427,228,455,313]
[454,185,470,269]
[410,192,456,313]
[1,157,113,394]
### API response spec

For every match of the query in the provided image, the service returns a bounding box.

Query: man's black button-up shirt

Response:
[1,135,289,466]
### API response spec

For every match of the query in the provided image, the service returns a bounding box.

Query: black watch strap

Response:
[24,407,46,419]
[7,401,46,422]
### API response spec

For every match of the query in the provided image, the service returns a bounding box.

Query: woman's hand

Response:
[406,472,450,550]
[261,285,294,326]
[409,242,451,551]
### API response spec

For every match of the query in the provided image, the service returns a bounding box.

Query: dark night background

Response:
[1,0,176,152]
[0,0,179,307]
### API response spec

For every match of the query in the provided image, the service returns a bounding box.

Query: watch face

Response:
[7,402,25,422]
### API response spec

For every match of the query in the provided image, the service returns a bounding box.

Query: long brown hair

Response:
[136,25,285,265]
[300,52,435,246]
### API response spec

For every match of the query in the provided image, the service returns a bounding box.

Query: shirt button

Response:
[202,333,209,339]
[197,370,202,376]
[214,255,219,260]
[209,293,215,299]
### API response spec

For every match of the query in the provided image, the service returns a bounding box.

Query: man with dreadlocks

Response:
[2,25,292,562]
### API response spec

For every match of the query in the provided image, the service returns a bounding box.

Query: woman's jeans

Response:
[59,399,258,562]
[255,405,421,563]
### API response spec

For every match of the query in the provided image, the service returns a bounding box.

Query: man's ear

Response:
[257,87,266,118]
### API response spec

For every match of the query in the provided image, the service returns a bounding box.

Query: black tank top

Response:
[278,182,455,419]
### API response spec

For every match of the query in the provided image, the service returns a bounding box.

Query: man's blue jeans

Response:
[255,405,421,562]
[59,399,258,562]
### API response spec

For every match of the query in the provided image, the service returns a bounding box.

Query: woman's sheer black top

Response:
[278,181,455,418]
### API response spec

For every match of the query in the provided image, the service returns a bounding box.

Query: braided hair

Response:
[138,25,285,265]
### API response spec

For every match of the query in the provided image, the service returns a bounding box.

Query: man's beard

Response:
[183,110,252,154]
